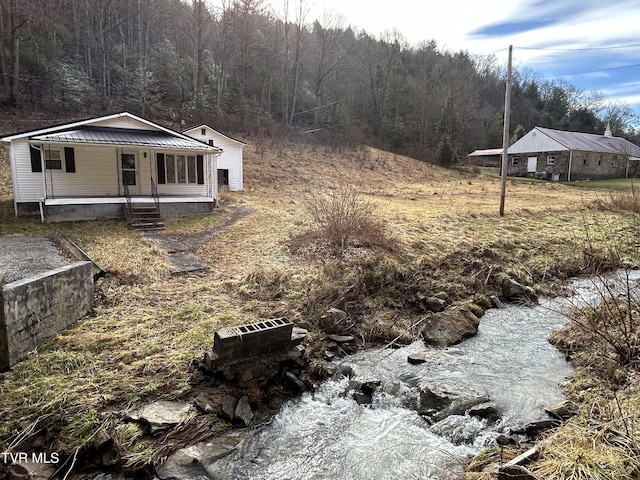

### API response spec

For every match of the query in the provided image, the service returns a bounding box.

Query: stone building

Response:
[507,125,640,181]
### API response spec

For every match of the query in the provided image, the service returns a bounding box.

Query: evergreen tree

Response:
[436,133,457,166]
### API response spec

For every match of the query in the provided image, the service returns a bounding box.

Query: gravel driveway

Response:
[0,236,73,284]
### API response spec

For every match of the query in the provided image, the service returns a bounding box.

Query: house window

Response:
[511,157,519,166]
[160,153,201,185]
[612,156,618,167]
[201,128,206,136]
[45,149,62,170]
[177,155,186,183]
[166,154,176,183]
[547,155,555,165]
[598,154,603,166]
[583,153,589,165]
[187,156,196,183]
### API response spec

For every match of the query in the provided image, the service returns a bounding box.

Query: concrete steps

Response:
[126,205,165,231]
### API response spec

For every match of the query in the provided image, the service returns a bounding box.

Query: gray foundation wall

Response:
[16,201,215,222]
[0,261,94,370]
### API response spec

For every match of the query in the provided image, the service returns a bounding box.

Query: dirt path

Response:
[183,205,251,248]
[144,205,251,274]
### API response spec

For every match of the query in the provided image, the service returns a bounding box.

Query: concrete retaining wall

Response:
[0,261,94,370]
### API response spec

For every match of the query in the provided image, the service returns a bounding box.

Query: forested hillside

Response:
[1,0,638,160]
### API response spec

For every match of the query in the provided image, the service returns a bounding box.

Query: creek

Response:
[206,291,582,479]
[85,274,639,480]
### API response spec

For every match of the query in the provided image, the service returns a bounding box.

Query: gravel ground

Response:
[0,236,73,284]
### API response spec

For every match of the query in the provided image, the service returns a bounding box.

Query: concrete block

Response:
[214,318,293,359]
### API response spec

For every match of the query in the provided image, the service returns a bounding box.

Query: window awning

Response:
[31,127,219,151]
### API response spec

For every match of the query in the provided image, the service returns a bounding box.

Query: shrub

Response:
[298,183,392,253]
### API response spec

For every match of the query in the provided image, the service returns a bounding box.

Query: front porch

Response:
[18,195,216,222]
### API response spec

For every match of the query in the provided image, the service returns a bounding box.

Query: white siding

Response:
[11,139,45,202]
[45,145,119,197]
[91,117,157,130]
[184,126,244,191]
[508,128,569,155]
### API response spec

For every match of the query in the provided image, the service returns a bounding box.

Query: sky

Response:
[266,0,640,118]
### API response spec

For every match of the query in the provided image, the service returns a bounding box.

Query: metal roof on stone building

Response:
[509,126,640,157]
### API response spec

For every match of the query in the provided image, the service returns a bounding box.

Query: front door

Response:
[527,156,537,173]
[120,152,139,194]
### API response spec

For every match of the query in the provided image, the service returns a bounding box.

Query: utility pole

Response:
[499,45,513,216]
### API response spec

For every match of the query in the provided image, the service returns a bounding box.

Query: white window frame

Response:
[511,156,519,166]
[547,155,555,165]
[45,148,63,170]
[162,153,198,185]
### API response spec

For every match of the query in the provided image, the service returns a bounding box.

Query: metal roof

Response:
[31,127,219,151]
[468,148,502,157]
[536,127,640,156]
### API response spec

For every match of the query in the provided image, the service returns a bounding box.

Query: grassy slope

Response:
[0,140,638,475]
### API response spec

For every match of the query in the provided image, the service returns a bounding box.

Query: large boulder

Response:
[420,307,480,347]
[416,381,490,421]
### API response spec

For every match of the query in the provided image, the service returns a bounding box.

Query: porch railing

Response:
[151,177,160,213]
[123,183,132,215]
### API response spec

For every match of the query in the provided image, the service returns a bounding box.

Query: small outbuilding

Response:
[507,126,640,181]
[182,125,245,191]
[467,148,502,167]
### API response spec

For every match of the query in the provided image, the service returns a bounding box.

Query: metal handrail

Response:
[123,183,132,215]
[150,177,160,213]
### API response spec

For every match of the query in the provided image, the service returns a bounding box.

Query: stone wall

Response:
[508,150,628,180]
[0,261,94,370]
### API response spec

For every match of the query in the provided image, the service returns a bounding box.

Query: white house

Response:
[182,125,245,191]
[0,112,222,222]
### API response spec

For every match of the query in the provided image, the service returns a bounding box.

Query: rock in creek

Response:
[417,381,491,422]
[234,396,254,426]
[156,430,248,480]
[420,307,480,347]
[220,395,238,422]
[350,380,381,405]
[504,279,538,305]
[127,401,192,433]
[544,400,578,419]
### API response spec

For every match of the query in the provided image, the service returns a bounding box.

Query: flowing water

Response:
[207,295,579,480]
[85,273,640,480]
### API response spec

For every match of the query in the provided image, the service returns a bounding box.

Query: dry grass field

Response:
[1,139,639,476]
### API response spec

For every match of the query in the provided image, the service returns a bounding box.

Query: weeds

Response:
[295,183,394,254]
[533,187,640,479]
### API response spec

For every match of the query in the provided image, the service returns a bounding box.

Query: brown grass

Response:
[0,137,638,473]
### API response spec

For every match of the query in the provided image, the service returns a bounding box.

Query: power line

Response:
[539,62,640,79]
[516,43,640,52]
